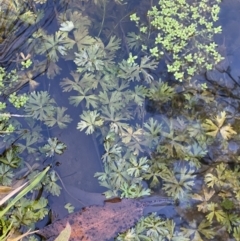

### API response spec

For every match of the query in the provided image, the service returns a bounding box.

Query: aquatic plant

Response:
[117,214,189,241]
[130,0,223,81]
[0,2,68,237]
[40,0,239,239]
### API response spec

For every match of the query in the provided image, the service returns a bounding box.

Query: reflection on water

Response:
[1,0,240,240]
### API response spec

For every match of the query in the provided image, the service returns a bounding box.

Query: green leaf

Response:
[19,10,37,25]
[202,111,237,140]
[46,61,62,79]
[144,117,162,140]
[43,171,62,196]
[69,87,98,108]
[102,142,122,163]
[120,183,151,198]
[101,106,130,134]
[161,166,196,199]
[180,220,215,241]
[126,32,142,51]
[38,31,73,61]
[187,121,206,140]
[127,155,149,177]
[221,198,234,211]
[10,197,49,226]
[147,79,175,103]
[158,119,186,158]
[25,91,55,121]
[204,163,227,188]
[184,142,207,168]
[206,202,226,223]
[77,110,103,135]
[0,148,21,168]
[73,27,96,51]
[221,213,240,232]
[65,203,75,213]
[139,56,158,83]
[192,187,215,213]
[120,126,146,155]
[17,135,38,153]
[233,226,240,241]
[60,72,97,92]
[105,36,121,58]
[117,60,139,81]
[109,161,131,189]
[0,164,13,186]
[60,71,82,92]
[144,167,163,188]
[74,44,105,72]
[44,107,72,129]
[42,138,66,157]
[99,91,123,111]
[26,236,39,241]
[32,197,48,210]
[118,56,157,83]
[131,85,148,106]
[61,10,91,30]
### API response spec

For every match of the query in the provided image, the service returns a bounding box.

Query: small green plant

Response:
[117,213,188,240]
[42,137,67,157]
[9,92,29,109]
[130,0,223,81]
[0,166,50,240]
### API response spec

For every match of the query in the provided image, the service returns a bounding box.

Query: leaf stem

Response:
[97,1,106,37]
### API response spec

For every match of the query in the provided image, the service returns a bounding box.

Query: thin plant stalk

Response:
[97,1,106,37]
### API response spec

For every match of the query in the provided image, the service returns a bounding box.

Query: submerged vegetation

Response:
[1,0,240,240]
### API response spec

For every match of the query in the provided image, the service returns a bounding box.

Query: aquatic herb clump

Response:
[0,65,64,240]
[130,0,223,81]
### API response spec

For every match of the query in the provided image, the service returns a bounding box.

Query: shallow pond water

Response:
[1,0,240,241]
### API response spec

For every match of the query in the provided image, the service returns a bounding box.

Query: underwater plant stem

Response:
[106,11,134,40]
[119,21,129,55]
[0,113,32,118]
[9,114,32,117]
[54,170,86,206]
[147,0,153,40]
[97,2,106,37]
[91,133,103,170]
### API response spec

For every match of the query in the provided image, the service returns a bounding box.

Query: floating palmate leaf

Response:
[38,197,173,241]
[202,111,237,140]
[24,91,55,121]
[77,110,103,135]
[42,138,66,157]
[44,107,72,129]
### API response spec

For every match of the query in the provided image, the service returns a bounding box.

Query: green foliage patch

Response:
[130,0,223,81]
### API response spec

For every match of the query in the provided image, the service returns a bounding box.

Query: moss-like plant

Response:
[130,0,223,81]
